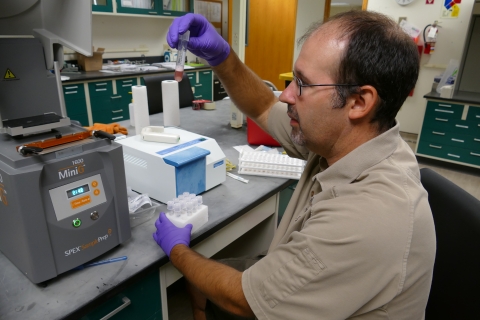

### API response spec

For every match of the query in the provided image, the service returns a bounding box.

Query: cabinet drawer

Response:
[422,116,478,136]
[81,271,161,320]
[467,106,480,122]
[88,81,113,97]
[117,78,136,94]
[198,70,212,82]
[425,101,464,120]
[65,99,88,116]
[63,84,85,101]
[420,127,480,150]
[186,72,196,83]
[417,140,480,167]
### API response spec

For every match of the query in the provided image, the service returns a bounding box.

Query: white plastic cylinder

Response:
[132,85,150,132]
[162,80,180,127]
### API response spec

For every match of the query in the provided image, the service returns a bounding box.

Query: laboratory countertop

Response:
[61,65,211,83]
[0,100,293,320]
[424,90,480,105]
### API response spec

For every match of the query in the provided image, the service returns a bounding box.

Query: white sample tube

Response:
[175,31,190,82]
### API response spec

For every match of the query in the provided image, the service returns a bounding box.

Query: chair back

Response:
[143,73,194,115]
[420,168,480,319]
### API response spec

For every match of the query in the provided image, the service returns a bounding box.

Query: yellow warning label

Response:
[4,69,16,79]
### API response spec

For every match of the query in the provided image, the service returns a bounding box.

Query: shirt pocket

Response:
[261,248,326,308]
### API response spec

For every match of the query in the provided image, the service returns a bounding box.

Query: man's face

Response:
[280,29,350,158]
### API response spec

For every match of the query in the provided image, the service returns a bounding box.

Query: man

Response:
[153,10,436,320]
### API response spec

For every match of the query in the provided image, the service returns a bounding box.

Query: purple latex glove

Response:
[167,13,230,66]
[153,212,192,257]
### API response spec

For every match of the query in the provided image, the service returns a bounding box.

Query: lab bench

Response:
[417,91,480,168]
[0,99,295,320]
[61,66,213,126]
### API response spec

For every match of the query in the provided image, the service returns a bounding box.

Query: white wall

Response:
[65,15,195,62]
[293,0,326,65]
[367,0,475,133]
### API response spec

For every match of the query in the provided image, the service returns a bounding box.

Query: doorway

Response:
[325,0,368,21]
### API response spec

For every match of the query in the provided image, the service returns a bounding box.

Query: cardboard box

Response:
[77,47,105,71]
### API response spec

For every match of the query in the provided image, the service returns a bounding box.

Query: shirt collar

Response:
[314,122,400,191]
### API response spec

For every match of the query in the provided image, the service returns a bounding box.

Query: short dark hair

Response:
[299,11,420,132]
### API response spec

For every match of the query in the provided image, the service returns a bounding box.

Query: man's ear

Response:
[348,85,378,121]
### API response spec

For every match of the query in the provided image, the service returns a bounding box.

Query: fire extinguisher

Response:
[423,21,439,54]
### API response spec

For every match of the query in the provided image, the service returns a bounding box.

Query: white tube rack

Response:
[238,151,306,179]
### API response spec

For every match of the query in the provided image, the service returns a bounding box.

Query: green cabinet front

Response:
[92,0,114,12]
[189,70,213,101]
[63,84,89,126]
[81,270,161,320]
[116,0,160,15]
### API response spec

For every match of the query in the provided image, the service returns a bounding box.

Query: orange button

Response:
[71,195,91,209]
[92,181,98,188]
[94,189,100,196]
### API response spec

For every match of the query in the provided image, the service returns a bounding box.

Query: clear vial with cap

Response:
[174,202,182,217]
[181,201,187,215]
[167,200,174,215]
[175,30,190,82]
[178,194,185,201]
[195,196,203,207]
[186,201,194,216]
[183,192,190,198]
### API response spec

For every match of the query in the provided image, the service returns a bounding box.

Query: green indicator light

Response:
[72,218,82,228]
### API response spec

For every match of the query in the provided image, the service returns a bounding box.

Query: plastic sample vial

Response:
[186,201,194,216]
[174,202,182,217]
[175,30,190,82]
[167,200,174,216]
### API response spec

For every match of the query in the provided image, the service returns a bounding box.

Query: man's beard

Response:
[288,104,306,146]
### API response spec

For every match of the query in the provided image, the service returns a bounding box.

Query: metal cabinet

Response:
[416,100,480,168]
[188,70,213,101]
[115,0,193,17]
[63,84,89,126]
[92,0,114,12]
[80,270,162,320]
[89,80,131,124]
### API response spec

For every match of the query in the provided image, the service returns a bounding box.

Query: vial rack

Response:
[238,151,306,180]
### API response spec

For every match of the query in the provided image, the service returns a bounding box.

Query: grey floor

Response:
[167,132,480,320]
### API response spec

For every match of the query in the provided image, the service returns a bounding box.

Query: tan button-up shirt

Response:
[242,102,436,320]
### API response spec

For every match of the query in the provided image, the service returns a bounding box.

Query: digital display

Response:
[66,184,90,198]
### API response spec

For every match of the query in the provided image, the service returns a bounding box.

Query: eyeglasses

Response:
[292,72,359,96]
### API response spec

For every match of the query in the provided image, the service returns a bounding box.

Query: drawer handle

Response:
[112,116,124,120]
[429,144,442,149]
[471,152,480,157]
[95,83,108,86]
[447,153,460,158]
[111,96,122,99]
[455,124,469,129]
[432,131,445,136]
[149,11,157,14]
[219,91,226,94]
[122,80,133,83]
[65,91,78,94]
[122,84,132,87]
[65,86,78,89]
[195,84,203,87]
[476,115,480,118]
[434,118,448,122]
[96,89,107,92]
[163,11,171,15]
[474,138,480,142]
[438,104,452,108]
[203,71,211,74]
[451,138,464,143]
[194,95,202,98]
[112,109,123,113]
[100,297,131,320]
[435,109,454,114]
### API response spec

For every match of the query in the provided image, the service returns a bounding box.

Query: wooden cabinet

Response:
[80,270,161,320]
[187,69,213,101]
[416,99,480,168]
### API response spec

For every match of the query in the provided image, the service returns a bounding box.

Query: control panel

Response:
[49,174,107,221]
